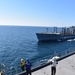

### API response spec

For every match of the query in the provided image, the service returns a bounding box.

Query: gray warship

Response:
[36,26,75,42]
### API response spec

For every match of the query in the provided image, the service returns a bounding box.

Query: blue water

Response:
[0,26,75,75]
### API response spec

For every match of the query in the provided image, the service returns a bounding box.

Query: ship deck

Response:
[32,54,75,75]
[16,51,75,75]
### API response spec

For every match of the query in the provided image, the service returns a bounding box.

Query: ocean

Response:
[0,26,75,75]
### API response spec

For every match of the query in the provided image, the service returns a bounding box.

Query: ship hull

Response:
[36,33,75,42]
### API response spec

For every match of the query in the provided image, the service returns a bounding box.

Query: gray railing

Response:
[31,48,75,68]
[16,48,75,75]
[0,63,17,75]
[0,48,75,75]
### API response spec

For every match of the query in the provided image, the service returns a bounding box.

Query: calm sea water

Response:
[0,26,75,75]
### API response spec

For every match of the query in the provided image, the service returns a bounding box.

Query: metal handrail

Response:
[31,48,75,69]
[0,63,18,75]
[0,48,75,75]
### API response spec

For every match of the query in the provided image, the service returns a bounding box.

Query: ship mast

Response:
[54,26,57,33]
[46,28,48,33]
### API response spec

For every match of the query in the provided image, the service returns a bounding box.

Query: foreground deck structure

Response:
[32,54,75,75]
[16,51,75,75]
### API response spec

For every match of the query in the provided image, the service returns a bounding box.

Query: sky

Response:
[0,0,75,27]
